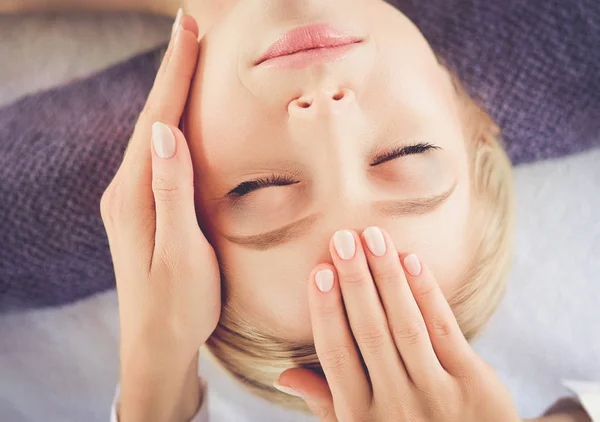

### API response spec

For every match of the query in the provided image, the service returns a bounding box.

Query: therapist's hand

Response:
[278,227,521,422]
[100,12,220,422]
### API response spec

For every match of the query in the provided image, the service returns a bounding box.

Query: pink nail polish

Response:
[333,230,356,260]
[171,8,183,38]
[273,381,303,398]
[315,270,334,292]
[363,227,386,257]
[404,254,422,276]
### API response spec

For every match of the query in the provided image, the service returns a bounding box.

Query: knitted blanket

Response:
[1,0,598,311]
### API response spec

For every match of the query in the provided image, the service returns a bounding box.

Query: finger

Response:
[401,253,475,376]
[157,14,199,99]
[361,227,443,386]
[123,14,200,185]
[330,231,405,392]
[153,7,183,83]
[157,7,186,78]
[276,368,337,422]
[308,264,371,417]
[114,14,200,252]
[150,122,204,252]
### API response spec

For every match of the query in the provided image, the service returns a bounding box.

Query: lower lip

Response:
[257,24,362,69]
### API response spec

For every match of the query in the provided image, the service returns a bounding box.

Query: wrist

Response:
[118,350,201,422]
[178,354,202,421]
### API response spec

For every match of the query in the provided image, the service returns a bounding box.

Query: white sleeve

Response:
[110,377,209,422]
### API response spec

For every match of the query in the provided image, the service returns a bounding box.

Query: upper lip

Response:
[255,24,363,66]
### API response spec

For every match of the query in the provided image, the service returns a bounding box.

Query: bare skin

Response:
[2,2,591,422]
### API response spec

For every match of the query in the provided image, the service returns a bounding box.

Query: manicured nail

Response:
[171,8,183,38]
[152,122,176,159]
[333,230,356,260]
[363,227,386,257]
[273,381,302,398]
[315,269,334,293]
[404,254,422,276]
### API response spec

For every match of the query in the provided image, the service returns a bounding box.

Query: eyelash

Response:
[229,174,299,197]
[228,142,439,197]
[370,142,440,167]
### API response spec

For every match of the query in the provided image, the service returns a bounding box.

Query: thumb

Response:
[151,121,201,247]
[276,368,337,422]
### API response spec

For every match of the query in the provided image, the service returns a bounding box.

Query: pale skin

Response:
[3,2,591,422]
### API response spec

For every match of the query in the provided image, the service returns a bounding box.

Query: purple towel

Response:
[393,0,600,161]
[1,0,599,312]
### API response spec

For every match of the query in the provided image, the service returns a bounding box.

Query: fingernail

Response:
[152,122,176,159]
[363,227,386,257]
[273,381,303,398]
[333,230,356,260]
[315,269,334,293]
[404,254,422,276]
[171,8,183,38]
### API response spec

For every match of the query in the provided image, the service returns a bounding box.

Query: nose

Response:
[287,87,356,117]
[287,86,367,202]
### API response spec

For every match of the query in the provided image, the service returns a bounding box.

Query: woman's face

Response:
[185,0,475,343]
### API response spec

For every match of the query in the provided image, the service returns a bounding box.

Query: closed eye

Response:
[370,142,441,167]
[228,142,439,197]
[228,174,299,197]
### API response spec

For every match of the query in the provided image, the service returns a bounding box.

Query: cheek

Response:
[386,187,472,296]
[186,81,266,202]
[214,240,315,342]
[186,43,255,167]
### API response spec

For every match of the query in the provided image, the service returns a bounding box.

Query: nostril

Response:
[332,92,344,101]
[291,96,313,109]
[288,96,314,114]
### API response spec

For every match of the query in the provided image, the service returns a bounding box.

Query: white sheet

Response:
[1,12,598,422]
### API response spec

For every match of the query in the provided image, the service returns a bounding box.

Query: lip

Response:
[255,23,363,69]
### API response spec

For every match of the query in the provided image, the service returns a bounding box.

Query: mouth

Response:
[255,23,363,69]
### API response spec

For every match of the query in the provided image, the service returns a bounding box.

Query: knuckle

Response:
[458,371,479,398]
[352,321,389,352]
[390,318,426,345]
[152,246,187,280]
[456,355,482,381]
[338,267,369,285]
[312,301,340,317]
[318,346,352,374]
[415,368,451,396]
[373,264,403,286]
[413,283,435,298]
[427,316,452,337]
[154,251,176,274]
[139,105,159,124]
[152,177,184,203]
[99,190,113,222]
[100,181,122,226]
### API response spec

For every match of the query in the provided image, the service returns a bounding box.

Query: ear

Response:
[276,368,337,422]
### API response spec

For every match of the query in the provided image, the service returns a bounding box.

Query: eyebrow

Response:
[224,182,457,250]
[224,213,320,251]
[375,182,457,217]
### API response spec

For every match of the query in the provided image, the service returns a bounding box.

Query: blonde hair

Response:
[203,70,515,413]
